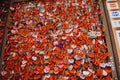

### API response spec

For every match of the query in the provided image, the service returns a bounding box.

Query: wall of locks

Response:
[0,0,119,80]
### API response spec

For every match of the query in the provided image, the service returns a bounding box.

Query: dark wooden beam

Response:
[101,0,120,79]
[0,0,11,71]
[11,0,29,3]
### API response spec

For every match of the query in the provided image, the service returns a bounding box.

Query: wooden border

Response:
[11,0,29,2]
[0,0,119,79]
[0,0,11,71]
[102,0,120,79]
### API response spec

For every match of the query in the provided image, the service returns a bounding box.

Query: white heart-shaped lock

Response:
[83,71,90,76]
[88,68,95,74]
[71,44,76,49]
[106,62,112,67]
[22,60,27,64]
[41,9,45,13]
[70,33,74,36]
[32,34,38,38]
[11,30,16,34]
[67,49,73,54]
[80,74,85,79]
[80,46,84,51]
[92,39,95,44]
[100,63,106,68]
[37,3,41,7]
[59,31,63,35]
[39,50,45,54]
[35,50,39,54]
[32,56,37,61]
[74,24,78,28]
[81,59,85,65]
[74,55,80,60]
[21,64,26,68]
[102,70,107,76]
[68,65,73,70]
[65,28,73,33]
[84,45,88,50]
[44,69,49,73]
[53,41,58,45]
[32,45,35,49]
[39,13,43,16]
[62,36,67,40]
[98,40,103,44]
[64,76,69,80]
[68,59,74,64]
[1,71,7,76]
[44,74,50,79]
[44,55,50,59]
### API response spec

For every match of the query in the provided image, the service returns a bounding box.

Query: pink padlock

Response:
[99,10,103,14]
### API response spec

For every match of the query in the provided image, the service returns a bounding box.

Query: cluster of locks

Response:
[1,0,112,80]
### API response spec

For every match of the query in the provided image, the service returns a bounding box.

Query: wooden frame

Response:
[101,0,120,79]
[0,0,119,79]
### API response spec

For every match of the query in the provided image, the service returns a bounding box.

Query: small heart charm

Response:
[22,60,27,64]
[45,66,50,71]
[34,70,39,74]
[99,10,103,14]
[32,56,37,61]
[67,49,73,54]
[68,59,74,64]
[26,54,31,59]
[57,64,64,68]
